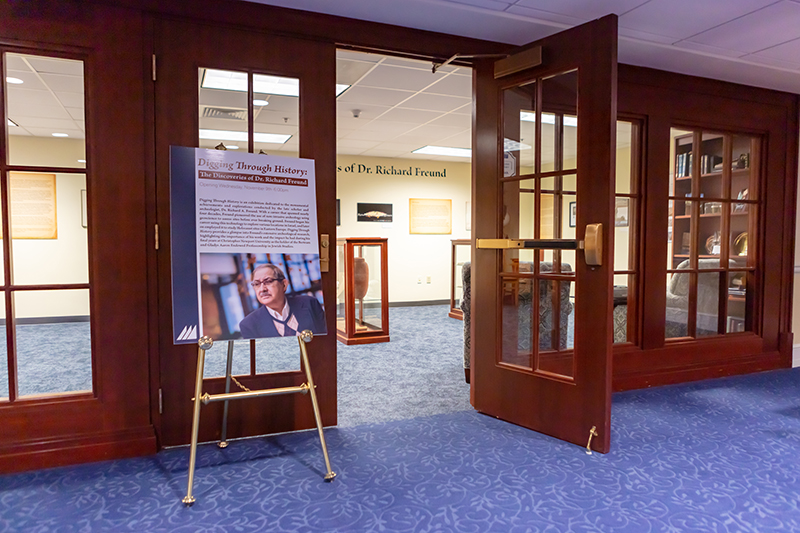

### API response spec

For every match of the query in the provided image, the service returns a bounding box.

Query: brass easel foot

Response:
[324,471,337,482]
[217,441,228,449]
[182,495,196,506]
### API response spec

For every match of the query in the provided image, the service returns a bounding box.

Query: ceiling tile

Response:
[23,127,84,139]
[398,93,470,112]
[505,4,585,26]
[428,113,471,128]
[443,0,511,11]
[337,57,379,85]
[57,93,84,108]
[336,103,392,120]
[358,64,445,92]
[337,85,415,107]
[39,73,83,94]
[26,56,83,76]
[375,108,444,124]
[351,120,418,136]
[426,73,472,97]
[512,0,647,21]
[337,139,381,151]
[747,35,800,65]
[620,0,776,41]
[683,1,800,54]
[8,102,71,120]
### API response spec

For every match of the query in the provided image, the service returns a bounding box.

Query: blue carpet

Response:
[2,367,800,532]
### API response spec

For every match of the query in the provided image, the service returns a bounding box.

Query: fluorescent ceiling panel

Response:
[520,112,577,127]
[412,145,471,157]
[199,129,291,144]
[201,69,349,96]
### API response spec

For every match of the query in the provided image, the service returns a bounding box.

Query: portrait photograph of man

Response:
[239,263,326,338]
[197,252,326,341]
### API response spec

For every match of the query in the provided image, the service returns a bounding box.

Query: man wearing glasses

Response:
[239,263,326,338]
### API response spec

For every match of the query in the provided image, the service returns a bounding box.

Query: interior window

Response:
[2,52,90,400]
[666,128,757,339]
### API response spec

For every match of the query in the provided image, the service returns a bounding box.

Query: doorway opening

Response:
[334,50,472,426]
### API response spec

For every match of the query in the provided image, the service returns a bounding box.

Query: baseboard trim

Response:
[0,426,157,474]
[0,315,91,325]
[389,299,449,307]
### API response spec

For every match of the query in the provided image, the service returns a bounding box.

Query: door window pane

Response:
[15,289,91,397]
[9,172,88,285]
[613,121,639,344]
[500,278,534,369]
[5,54,86,168]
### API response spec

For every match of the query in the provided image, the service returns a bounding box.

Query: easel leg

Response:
[298,331,336,481]
[218,341,235,448]
[183,336,213,505]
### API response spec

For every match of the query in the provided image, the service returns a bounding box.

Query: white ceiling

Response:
[248,0,800,94]
[7,1,800,164]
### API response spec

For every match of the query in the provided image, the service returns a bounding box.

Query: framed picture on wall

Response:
[336,199,340,226]
[569,202,576,227]
[357,202,392,222]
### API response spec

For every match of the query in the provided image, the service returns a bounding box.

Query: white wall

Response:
[5,136,88,319]
[336,155,471,303]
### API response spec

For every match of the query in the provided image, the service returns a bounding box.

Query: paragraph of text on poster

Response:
[195,157,319,254]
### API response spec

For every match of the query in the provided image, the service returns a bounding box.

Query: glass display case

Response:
[336,237,389,345]
[449,239,470,319]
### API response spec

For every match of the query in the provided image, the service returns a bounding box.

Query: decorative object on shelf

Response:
[733,232,748,256]
[705,231,721,255]
[733,188,749,212]
[703,202,722,214]
[569,201,576,227]
[736,153,750,169]
[681,232,691,254]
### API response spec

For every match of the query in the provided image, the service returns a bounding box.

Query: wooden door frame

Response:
[471,16,617,452]
[151,16,337,446]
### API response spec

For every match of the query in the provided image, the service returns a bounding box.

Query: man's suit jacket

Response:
[239,295,327,339]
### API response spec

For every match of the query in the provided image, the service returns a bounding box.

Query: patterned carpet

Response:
[2,366,800,531]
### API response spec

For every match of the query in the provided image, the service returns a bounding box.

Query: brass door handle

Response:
[579,223,602,266]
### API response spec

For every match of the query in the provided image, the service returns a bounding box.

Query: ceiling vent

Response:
[201,107,247,121]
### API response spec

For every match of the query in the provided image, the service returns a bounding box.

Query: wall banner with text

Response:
[170,146,326,344]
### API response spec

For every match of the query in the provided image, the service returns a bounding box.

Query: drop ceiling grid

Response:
[337,52,473,160]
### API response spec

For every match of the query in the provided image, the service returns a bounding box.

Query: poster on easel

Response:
[170,146,327,344]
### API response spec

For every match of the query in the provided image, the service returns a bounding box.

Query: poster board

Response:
[170,147,326,344]
[409,198,452,235]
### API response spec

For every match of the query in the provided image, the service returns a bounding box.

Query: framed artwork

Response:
[615,198,629,227]
[569,202,576,228]
[409,198,451,234]
[357,202,392,222]
[336,199,340,226]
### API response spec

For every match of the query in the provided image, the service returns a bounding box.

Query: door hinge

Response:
[152,54,157,82]
[158,388,163,414]
[155,223,160,250]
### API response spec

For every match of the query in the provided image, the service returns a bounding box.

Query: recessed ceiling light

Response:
[225,145,239,150]
[52,132,69,137]
[201,69,349,97]
[412,145,471,158]
[7,119,18,127]
[198,129,291,144]
[253,99,269,106]
[5,77,23,85]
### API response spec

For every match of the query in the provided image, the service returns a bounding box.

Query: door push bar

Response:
[476,223,603,266]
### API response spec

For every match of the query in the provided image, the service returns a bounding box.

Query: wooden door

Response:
[153,17,337,446]
[471,16,617,452]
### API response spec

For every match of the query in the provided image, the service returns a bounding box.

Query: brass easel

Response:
[182,330,336,506]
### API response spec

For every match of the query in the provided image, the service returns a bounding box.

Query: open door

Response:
[471,15,617,453]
